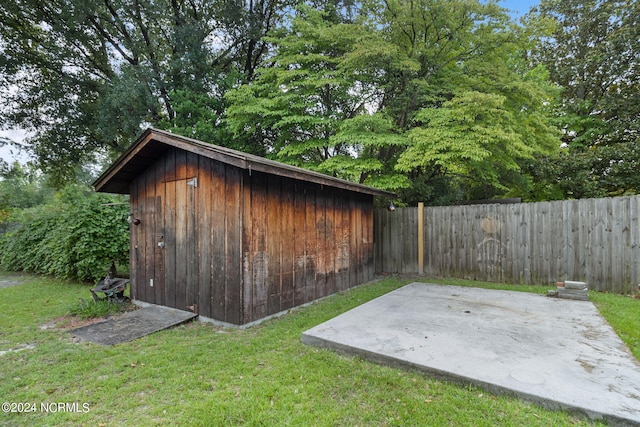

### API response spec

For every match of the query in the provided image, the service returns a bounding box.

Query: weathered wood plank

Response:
[241,170,252,323]
[293,182,307,305]
[347,195,357,290]
[325,189,337,296]
[249,171,269,321]
[593,198,606,291]
[375,209,387,273]
[185,152,198,313]
[315,187,327,298]
[210,159,226,320]
[610,197,623,292]
[362,197,374,282]
[403,207,417,274]
[388,204,401,273]
[174,178,188,311]
[130,174,142,302]
[336,190,349,292]
[266,174,282,315]
[142,171,154,304]
[304,183,318,303]
[504,204,516,282]
[153,192,164,306]
[280,179,295,310]
[375,196,640,293]
[353,195,363,287]
[631,197,640,289]
[224,166,242,324]
[163,148,177,310]
[198,156,213,318]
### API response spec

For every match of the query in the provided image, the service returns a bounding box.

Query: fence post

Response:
[418,202,424,275]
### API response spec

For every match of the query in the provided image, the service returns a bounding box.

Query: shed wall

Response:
[130,147,375,325]
[130,148,243,324]
[241,171,374,323]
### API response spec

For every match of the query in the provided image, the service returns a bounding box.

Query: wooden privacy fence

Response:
[374,196,640,293]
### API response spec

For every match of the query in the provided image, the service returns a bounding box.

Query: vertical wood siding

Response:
[241,171,375,324]
[374,197,640,293]
[130,148,376,325]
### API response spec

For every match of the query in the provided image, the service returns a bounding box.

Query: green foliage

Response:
[13,0,639,203]
[227,0,562,203]
[398,87,559,199]
[0,161,52,209]
[0,0,293,185]
[529,0,640,197]
[0,185,129,282]
[384,0,561,201]
[0,162,53,233]
[523,142,640,200]
[226,5,409,191]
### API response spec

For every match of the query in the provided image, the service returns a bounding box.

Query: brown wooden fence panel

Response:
[374,196,640,293]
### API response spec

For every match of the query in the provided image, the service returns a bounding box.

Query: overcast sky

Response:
[0,128,31,165]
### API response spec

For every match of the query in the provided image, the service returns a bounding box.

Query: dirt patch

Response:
[0,343,36,357]
[577,358,596,373]
[0,273,28,289]
[42,316,108,331]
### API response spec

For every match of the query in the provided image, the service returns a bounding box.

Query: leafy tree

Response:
[395,62,561,200]
[523,142,640,200]
[374,0,560,202]
[528,0,640,197]
[1,0,564,204]
[0,0,294,186]
[227,0,561,202]
[226,5,409,190]
[0,162,52,209]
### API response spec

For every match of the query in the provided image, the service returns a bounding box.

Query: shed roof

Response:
[93,128,395,198]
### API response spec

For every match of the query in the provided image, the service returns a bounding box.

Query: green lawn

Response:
[2,272,636,426]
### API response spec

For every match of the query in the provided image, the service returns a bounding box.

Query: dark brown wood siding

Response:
[130,148,375,325]
[241,170,375,324]
[130,148,243,324]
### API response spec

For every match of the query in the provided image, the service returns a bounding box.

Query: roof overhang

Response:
[93,128,396,198]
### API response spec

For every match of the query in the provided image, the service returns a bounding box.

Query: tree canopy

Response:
[0,0,293,185]
[227,0,561,203]
[527,0,640,198]
[2,0,637,204]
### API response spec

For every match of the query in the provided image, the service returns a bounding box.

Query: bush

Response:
[0,184,129,282]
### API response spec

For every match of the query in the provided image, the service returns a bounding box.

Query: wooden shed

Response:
[94,128,393,325]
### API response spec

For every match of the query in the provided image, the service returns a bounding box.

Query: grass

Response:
[1,273,637,426]
[67,298,134,320]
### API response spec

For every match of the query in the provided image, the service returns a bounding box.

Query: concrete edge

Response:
[301,333,637,426]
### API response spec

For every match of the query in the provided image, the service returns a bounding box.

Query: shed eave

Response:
[93,127,395,198]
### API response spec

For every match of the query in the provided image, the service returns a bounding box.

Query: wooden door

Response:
[162,177,198,312]
[131,191,163,306]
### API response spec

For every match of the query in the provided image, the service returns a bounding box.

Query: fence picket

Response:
[375,196,640,293]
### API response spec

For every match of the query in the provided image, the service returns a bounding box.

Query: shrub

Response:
[0,184,129,282]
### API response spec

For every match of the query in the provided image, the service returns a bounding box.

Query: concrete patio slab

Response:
[302,283,640,425]
[70,305,196,345]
